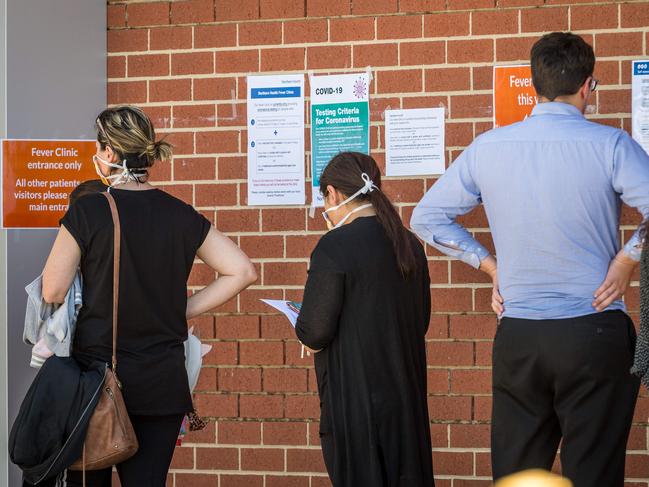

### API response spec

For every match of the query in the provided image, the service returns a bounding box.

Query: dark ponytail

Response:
[320,152,418,277]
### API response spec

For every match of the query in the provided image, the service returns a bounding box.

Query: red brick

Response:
[241,448,285,471]
[400,0,444,12]
[261,208,306,231]
[240,341,285,365]
[107,5,126,28]
[171,0,215,24]
[285,395,320,419]
[285,19,329,44]
[598,89,631,115]
[521,7,568,33]
[127,2,170,27]
[216,102,246,127]
[239,22,283,46]
[352,0,398,14]
[424,12,470,37]
[433,451,474,476]
[203,341,238,365]
[220,475,264,487]
[451,368,491,394]
[450,423,491,448]
[195,183,238,206]
[427,341,474,366]
[306,0,351,16]
[260,0,306,19]
[217,209,261,233]
[570,4,618,30]
[448,0,493,9]
[595,32,643,58]
[195,24,237,48]
[150,26,193,50]
[307,45,352,69]
[261,48,306,71]
[218,367,262,392]
[195,130,239,154]
[239,394,285,418]
[260,315,295,339]
[216,50,260,74]
[107,56,126,78]
[172,52,214,75]
[472,10,518,36]
[286,234,321,258]
[264,368,308,392]
[195,367,217,391]
[195,77,237,101]
[240,235,284,259]
[495,36,536,62]
[445,121,473,147]
[150,79,192,102]
[353,43,397,67]
[377,15,423,39]
[176,473,219,487]
[476,341,492,366]
[194,393,238,417]
[287,448,327,472]
[428,395,472,421]
[218,420,262,444]
[428,369,449,393]
[216,0,259,21]
[186,421,217,443]
[264,262,308,286]
[163,183,193,203]
[173,105,216,130]
[450,94,492,120]
[382,179,425,203]
[450,314,497,339]
[188,261,214,286]
[127,54,169,77]
[263,422,308,445]
[377,69,423,93]
[196,447,239,469]
[170,446,194,469]
[108,81,147,104]
[621,3,649,28]
[448,39,493,64]
[425,67,471,92]
[330,17,375,42]
[266,476,310,487]
[107,30,148,53]
[400,41,445,65]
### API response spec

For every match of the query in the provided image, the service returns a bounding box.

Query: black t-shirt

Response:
[61,188,211,415]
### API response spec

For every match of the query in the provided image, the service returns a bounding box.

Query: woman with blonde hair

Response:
[41,105,257,486]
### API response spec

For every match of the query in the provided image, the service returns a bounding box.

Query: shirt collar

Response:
[531,101,584,118]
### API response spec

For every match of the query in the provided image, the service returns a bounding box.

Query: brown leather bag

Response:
[69,191,138,472]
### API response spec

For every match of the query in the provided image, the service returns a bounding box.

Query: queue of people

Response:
[11,31,649,487]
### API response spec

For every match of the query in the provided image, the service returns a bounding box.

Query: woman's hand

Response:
[186,227,257,320]
[593,251,637,312]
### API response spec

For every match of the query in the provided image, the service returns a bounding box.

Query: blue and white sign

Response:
[632,60,649,154]
[247,74,305,206]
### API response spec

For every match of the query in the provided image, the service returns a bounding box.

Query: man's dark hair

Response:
[530,32,595,101]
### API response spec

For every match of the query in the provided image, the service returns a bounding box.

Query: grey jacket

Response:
[23,272,83,368]
[632,247,649,387]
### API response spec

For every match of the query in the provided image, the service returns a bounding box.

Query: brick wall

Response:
[106,1,649,485]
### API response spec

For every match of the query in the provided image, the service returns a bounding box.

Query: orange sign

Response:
[2,139,98,228]
[493,65,538,128]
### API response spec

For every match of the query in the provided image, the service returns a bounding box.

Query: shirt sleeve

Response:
[611,131,649,261]
[295,240,345,351]
[59,201,88,254]
[410,144,491,269]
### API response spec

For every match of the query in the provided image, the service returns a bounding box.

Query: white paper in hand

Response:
[260,299,302,328]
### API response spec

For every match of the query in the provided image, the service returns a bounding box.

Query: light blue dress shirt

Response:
[411,102,649,320]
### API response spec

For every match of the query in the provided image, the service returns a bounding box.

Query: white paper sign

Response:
[632,60,649,155]
[260,299,302,328]
[385,108,445,177]
[247,74,305,206]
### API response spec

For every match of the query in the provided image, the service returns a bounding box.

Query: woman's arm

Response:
[42,226,81,304]
[186,227,257,320]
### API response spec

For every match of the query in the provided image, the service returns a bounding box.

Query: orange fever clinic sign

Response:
[2,139,98,228]
[493,65,538,128]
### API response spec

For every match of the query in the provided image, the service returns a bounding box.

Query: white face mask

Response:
[322,173,378,230]
[93,154,147,188]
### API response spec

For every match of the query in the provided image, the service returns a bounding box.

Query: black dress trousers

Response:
[491,310,639,487]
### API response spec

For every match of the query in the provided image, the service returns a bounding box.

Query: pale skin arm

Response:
[479,255,503,316]
[592,250,638,312]
[42,226,81,304]
[186,227,257,320]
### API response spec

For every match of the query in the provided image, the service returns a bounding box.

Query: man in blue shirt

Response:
[412,32,649,486]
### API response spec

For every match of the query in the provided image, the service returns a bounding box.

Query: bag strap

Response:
[102,191,120,376]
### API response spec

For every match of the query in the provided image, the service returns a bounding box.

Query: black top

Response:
[296,216,434,487]
[61,188,211,415]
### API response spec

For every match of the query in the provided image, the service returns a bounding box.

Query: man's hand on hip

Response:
[593,251,638,312]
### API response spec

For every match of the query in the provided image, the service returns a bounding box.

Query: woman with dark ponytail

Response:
[295,152,434,486]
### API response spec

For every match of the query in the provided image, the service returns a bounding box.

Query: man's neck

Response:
[538,96,584,113]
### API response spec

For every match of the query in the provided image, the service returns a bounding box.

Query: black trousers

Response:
[56,414,183,487]
[492,310,639,487]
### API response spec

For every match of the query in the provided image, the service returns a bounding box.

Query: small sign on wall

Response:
[493,65,538,128]
[2,139,97,228]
